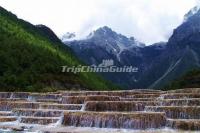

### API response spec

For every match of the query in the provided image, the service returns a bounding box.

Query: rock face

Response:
[136,7,200,88]
[0,88,200,131]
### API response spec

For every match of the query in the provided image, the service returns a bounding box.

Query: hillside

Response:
[136,7,200,89]
[0,6,116,92]
[165,69,200,90]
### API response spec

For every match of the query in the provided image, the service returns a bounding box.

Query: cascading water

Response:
[1,89,200,132]
[156,94,165,106]
[48,113,64,127]
[9,93,14,99]
[27,96,36,102]
[81,103,86,111]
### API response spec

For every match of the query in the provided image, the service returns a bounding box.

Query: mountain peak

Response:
[88,26,116,38]
[184,6,200,22]
[97,26,113,32]
[86,26,145,48]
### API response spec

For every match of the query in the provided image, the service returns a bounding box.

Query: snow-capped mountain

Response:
[62,5,200,89]
[64,26,145,62]
[39,4,200,89]
[184,6,200,22]
[63,26,163,88]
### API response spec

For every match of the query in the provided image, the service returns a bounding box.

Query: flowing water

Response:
[0,88,200,132]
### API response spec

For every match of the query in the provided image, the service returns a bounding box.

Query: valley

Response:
[0,2,200,133]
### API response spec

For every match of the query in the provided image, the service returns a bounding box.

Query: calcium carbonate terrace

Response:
[0,88,200,132]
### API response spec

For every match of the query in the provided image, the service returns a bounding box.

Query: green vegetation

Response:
[165,69,200,90]
[0,7,117,92]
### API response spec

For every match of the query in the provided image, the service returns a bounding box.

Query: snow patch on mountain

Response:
[184,6,200,22]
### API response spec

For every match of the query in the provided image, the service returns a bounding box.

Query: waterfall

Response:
[9,93,14,99]
[28,95,36,102]
[49,113,64,127]
[156,94,165,106]
[81,103,86,111]
[16,115,22,123]
[1,89,200,132]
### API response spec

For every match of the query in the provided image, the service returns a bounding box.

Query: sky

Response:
[0,0,199,45]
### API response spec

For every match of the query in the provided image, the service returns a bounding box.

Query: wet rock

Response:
[127,94,161,98]
[0,111,14,116]
[120,98,156,101]
[162,93,200,99]
[0,101,40,111]
[0,98,27,102]
[29,93,62,100]
[0,116,17,122]
[167,88,200,93]
[62,95,120,104]
[20,117,59,125]
[0,126,24,131]
[145,106,200,119]
[61,90,163,97]
[37,99,61,103]
[11,92,30,98]
[40,103,82,110]
[84,101,145,111]
[0,92,29,99]
[62,111,166,129]
[13,109,63,117]
[167,119,200,130]
[159,98,200,106]
[0,92,11,98]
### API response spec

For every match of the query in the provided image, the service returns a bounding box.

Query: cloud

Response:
[0,0,198,45]
[79,0,197,44]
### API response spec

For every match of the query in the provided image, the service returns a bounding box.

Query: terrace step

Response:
[0,98,27,102]
[61,91,164,97]
[84,101,145,111]
[0,92,12,98]
[0,116,17,122]
[167,119,200,130]
[63,111,166,129]
[159,98,200,106]
[0,89,200,131]
[145,106,200,119]
[161,93,200,99]
[29,93,61,100]
[10,92,30,99]
[126,94,161,98]
[20,116,59,125]
[0,111,14,116]
[40,103,82,110]
[36,99,61,103]
[13,109,64,117]
[167,88,200,93]
[0,92,30,99]
[62,95,120,104]
[133,101,159,106]
[120,98,156,101]
[0,101,39,111]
